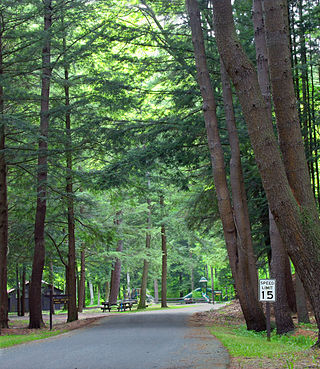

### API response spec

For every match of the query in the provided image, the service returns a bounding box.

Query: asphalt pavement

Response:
[0,303,229,369]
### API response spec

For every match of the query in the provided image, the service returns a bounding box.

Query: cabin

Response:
[8,281,64,313]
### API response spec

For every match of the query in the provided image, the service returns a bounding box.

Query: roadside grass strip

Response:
[0,330,63,349]
[211,325,316,358]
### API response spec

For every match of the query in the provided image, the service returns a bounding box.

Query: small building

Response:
[8,281,64,313]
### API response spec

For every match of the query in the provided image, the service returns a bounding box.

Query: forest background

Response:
[0,0,319,340]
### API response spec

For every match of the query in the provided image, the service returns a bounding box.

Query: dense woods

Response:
[0,0,319,346]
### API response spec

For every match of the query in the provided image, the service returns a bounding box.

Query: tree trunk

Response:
[295,274,310,324]
[64,40,78,323]
[253,0,295,331]
[284,257,296,313]
[21,266,26,316]
[160,195,167,308]
[78,248,85,312]
[154,279,159,304]
[138,188,151,310]
[109,211,123,304]
[220,59,262,305]
[190,266,194,292]
[29,0,52,329]
[0,14,8,330]
[212,0,320,345]
[270,210,295,334]
[89,281,94,306]
[16,265,21,316]
[186,0,266,331]
[126,272,130,298]
[210,266,215,304]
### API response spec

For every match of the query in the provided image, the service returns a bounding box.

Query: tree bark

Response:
[78,248,85,312]
[64,39,78,323]
[160,195,167,308]
[212,0,320,345]
[295,274,310,324]
[0,12,8,329]
[109,211,123,304]
[220,59,261,304]
[16,265,21,316]
[89,281,94,306]
[253,0,295,331]
[21,266,26,316]
[138,185,151,310]
[270,210,294,334]
[154,279,159,304]
[186,0,266,331]
[210,266,215,304]
[29,0,52,329]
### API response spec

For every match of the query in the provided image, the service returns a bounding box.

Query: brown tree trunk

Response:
[186,0,266,331]
[160,195,167,308]
[295,274,310,324]
[21,266,26,316]
[0,15,8,329]
[220,59,262,304]
[16,265,21,316]
[64,43,78,323]
[210,266,215,304]
[212,0,320,345]
[109,211,123,304]
[284,257,296,313]
[138,190,151,310]
[253,0,295,330]
[29,0,52,329]
[154,279,159,304]
[270,210,294,334]
[78,248,85,312]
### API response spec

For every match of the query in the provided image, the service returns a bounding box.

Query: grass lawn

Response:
[0,330,64,349]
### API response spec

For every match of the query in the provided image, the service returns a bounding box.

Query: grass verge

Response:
[211,325,315,357]
[203,301,320,368]
[0,330,64,349]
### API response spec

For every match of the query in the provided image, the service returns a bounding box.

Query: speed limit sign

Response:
[259,279,276,302]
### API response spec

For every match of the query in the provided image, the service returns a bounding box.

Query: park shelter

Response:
[8,281,64,313]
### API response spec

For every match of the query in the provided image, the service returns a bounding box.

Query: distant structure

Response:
[8,281,64,313]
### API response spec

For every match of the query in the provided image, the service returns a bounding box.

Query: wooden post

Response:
[266,302,271,341]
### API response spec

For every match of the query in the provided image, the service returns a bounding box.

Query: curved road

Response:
[0,304,229,369]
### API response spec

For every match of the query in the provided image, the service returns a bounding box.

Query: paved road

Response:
[0,304,229,369]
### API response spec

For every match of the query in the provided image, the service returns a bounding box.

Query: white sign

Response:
[259,279,276,302]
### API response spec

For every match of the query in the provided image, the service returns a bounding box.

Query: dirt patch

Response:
[2,313,107,336]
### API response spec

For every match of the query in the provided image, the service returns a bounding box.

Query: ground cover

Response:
[192,301,320,369]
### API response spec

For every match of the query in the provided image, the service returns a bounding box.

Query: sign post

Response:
[259,279,276,341]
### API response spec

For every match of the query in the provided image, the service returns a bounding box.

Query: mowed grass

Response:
[211,325,316,358]
[0,330,63,348]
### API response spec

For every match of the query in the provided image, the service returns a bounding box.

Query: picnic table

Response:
[101,300,137,312]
